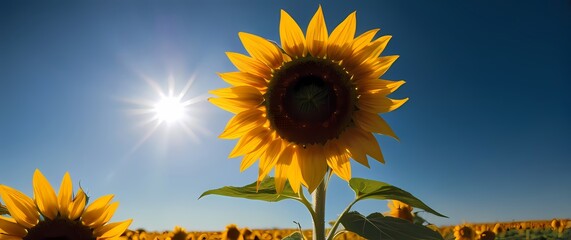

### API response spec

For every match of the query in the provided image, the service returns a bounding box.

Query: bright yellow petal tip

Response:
[33,169,58,220]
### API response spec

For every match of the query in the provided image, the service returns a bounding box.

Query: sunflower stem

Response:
[326,197,360,240]
[312,180,326,240]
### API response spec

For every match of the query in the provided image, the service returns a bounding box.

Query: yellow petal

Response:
[363,36,392,61]
[226,52,272,79]
[93,219,133,239]
[287,147,303,193]
[0,234,22,240]
[229,127,271,158]
[282,52,293,63]
[356,79,405,95]
[349,128,385,164]
[297,145,327,193]
[327,12,356,61]
[257,139,284,186]
[353,55,400,80]
[239,32,284,69]
[340,129,369,168]
[208,86,264,114]
[32,169,58,220]
[208,98,258,114]
[209,86,262,99]
[82,194,114,227]
[325,141,351,181]
[102,202,119,226]
[274,144,294,193]
[352,28,379,52]
[279,10,306,58]
[353,110,399,140]
[68,188,86,220]
[89,202,119,229]
[0,185,39,229]
[346,36,391,70]
[218,72,267,90]
[306,6,328,58]
[370,55,400,79]
[219,109,266,139]
[358,94,408,114]
[57,172,72,218]
[239,142,267,172]
[0,216,26,237]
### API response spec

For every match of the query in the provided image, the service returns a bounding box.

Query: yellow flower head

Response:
[240,227,252,239]
[492,223,504,236]
[171,225,189,240]
[196,233,208,240]
[386,200,413,222]
[454,224,476,240]
[0,169,132,240]
[222,224,241,240]
[551,219,561,229]
[210,6,407,193]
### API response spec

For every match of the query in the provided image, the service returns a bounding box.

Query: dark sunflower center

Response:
[480,231,496,240]
[284,75,334,123]
[266,57,355,145]
[24,218,95,240]
[460,227,473,237]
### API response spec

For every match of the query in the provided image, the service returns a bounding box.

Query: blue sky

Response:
[1,0,570,232]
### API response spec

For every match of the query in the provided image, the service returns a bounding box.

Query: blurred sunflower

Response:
[171,225,191,240]
[210,6,407,193]
[0,169,132,240]
[478,230,495,240]
[386,200,413,222]
[492,223,505,238]
[454,224,476,240]
[222,224,241,240]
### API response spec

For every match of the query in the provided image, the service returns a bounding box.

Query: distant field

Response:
[123,219,570,240]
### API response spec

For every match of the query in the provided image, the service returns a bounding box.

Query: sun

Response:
[123,73,209,151]
[153,95,185,124]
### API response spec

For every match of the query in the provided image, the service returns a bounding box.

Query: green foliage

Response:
[0,203,9,216]
[281,231,304,240]
[340,211,444,240]
[349,178,447,218]
[199,177,300,202]
[200,177,448,240]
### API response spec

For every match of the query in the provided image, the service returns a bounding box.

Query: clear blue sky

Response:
[1,0,570,232]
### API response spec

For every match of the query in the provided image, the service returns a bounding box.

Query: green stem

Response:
[326,197,360,240]
[312,180,327,240]
[298,187,316,224]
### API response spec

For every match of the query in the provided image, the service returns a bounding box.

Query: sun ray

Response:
[121,72,209,159]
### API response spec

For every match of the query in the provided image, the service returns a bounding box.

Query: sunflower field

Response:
[115,219,570,240]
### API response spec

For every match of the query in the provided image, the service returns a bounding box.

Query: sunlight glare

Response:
[154,96,185,123]
[123,73,210,152]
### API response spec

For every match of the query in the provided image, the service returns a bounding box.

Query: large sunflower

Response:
[210,6,407,193]
[0,169,132,240]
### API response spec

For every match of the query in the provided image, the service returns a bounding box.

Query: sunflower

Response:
[0,169,132,240]
[386,200,413,222]
[210,6,407,193]
[453,224,476,240]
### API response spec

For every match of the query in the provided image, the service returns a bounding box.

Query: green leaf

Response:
[281,232,304,240]
[340,211,444,240]
[0,203,9,216]
[349,178,447,217]
[199,177,300,202]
